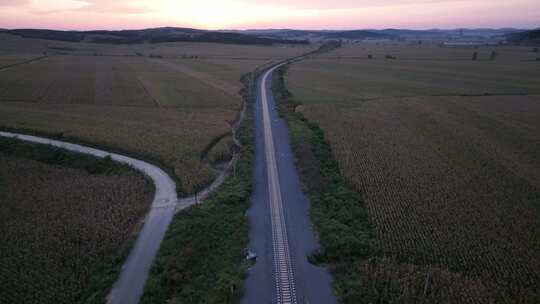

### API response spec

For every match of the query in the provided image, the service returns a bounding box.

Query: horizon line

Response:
[2,26,539,32]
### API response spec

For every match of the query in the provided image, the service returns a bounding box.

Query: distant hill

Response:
[233,29,392,41]
[0,27,309,45]
[322,30,392,40]
[505,29,540,44]
[2,27,532,45]
[235,28,527,42]
[375,29,449,39]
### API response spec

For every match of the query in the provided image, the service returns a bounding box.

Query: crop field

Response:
[0,38,310,194]
[0,53,41,68]
[322,40,540,61]
[286,43,540,302]
[0,150,153,304]
[0,33,313,58]
[293,44,540,103]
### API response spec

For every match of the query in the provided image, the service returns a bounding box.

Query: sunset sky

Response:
[0,0,538,30]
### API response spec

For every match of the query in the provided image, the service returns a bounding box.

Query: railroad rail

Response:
[260,65,298,304]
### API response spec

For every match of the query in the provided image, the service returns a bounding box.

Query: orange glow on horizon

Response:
[0,0,538,30]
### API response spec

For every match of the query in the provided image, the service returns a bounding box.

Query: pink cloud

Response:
[0,0,538,30]
[0,0,30,6]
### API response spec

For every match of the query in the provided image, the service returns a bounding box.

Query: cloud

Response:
[237,0,466,10]
[0,0,31,6]
[27,0,155,15]
[75,0,154,14]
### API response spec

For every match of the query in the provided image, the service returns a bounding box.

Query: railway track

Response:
[260,65,298,304]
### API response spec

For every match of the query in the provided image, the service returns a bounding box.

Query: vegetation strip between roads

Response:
[0,131,178,304]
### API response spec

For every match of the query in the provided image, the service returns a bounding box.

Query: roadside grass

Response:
[272,65,381,302]
[140,73,257,304]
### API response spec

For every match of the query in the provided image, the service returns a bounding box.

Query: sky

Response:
[0,0,538,30]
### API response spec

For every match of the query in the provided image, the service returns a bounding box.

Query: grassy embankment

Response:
[272,65,381,302]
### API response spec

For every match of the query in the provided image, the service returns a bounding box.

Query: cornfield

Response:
[299,95,540,302]
[0,155,153,304]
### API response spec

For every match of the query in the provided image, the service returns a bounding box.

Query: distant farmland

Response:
[287,42,540,302]
[0,37,312,194]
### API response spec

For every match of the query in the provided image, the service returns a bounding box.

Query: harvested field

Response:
[0,55,251,107]
[0,102,234,194]
[0,153,153,304]
[0,39,308,194]
[142,42,314,59]
[286,44,540,302]
[291,45,540,103]
[0,53,42,68]
[0,33,314,58]
[322,42,540,62]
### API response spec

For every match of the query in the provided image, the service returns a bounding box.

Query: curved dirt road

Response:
[0,131,178,304]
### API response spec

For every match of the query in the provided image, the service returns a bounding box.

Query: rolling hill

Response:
[0,27,309,45]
